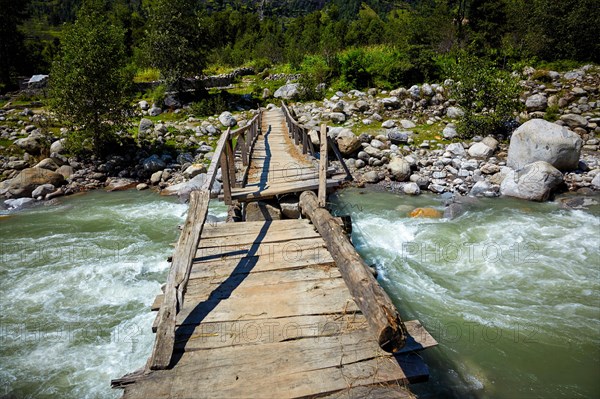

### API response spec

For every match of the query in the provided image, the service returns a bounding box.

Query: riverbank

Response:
[1,65,599,210]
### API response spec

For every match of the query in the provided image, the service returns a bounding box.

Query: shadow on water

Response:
[169,215,272,367]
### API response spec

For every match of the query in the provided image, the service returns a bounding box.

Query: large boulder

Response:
[335,129,361,156]
[50,139,66,154]
[387,157,411,181]
[274,84,300,100]
[15,133,44,154]
[500,161,563,201]
[5,168,65,198]
[507,119,582,171]
[161,173,221,200]
[142,155,166,173]
[219,111,237,127]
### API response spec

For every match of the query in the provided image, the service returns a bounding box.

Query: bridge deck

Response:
[120,219,435,398]
[229,108,342,202]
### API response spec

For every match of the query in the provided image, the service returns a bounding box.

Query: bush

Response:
[134,68,161,83]
[191,94,228,117]
[298,55,330,100]
[146,84,166,107]
[449,54,522,138]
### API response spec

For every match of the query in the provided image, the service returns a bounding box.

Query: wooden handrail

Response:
[149,107,263,370]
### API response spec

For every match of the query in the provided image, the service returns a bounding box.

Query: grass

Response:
[143,112,188,123]
[133,68,161,83]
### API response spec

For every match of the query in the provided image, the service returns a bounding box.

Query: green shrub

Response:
[134,68,161,83]
[191,94,228,117]
[450,54,522,138]
[298,55,330,100]
[146,84,166,106]
[544,104,560,121]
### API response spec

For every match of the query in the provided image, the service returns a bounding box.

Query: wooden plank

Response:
[219,142,232,204]
[300,191,407,353]
[149,190,210,370]
[228,178,341,201]
[201,218,314,238]
[198,226,320,249]
[319,123,328,207]
[201,127,230,191]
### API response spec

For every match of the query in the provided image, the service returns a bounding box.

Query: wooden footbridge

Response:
[112,104,436,398]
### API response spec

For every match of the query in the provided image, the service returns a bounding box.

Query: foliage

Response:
[449,53,522,138]
[145,84,166,107]
[0,0,31,91]
[298,55,330,100]
[543,105,560,122]
[49,0,132,156]
[191,94,229,117]
[134,68,161,83]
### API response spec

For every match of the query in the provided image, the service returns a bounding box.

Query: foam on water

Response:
[330,188,600,398]
[0,190,224,398]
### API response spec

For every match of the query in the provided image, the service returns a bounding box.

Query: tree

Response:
[0,0,30,91]
[49,0,131,156]
[143,0,207,90]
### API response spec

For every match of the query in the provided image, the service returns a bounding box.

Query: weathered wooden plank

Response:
[300,191,407,353]
[201,127,230,191]
[201,218,314,238]
[149,189,210,370]
[198,225,320,249]
[228,178,341,201]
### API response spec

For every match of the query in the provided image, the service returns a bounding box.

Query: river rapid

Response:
[330,188,600,399]
[0,188,598,398]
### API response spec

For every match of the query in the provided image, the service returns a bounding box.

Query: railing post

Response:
[318,124,328,208]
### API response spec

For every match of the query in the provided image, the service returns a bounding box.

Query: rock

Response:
[507,119,582,171]
[409,208,442,218]
[139,118,154,134]
[164,95,181,109]
[444,203,465,219]
[335,129,361,155]
[245,201,282,221]
[27,74,49,89]
[280,196,301,219]
[468,142,494,159]
[219,111,237,127]
[363,171,381,183]
[481,136,499,152]
[6,168,65,198]
[381,120,396,129]
[400,119,416,129]
[364,145,383,158]
[274,84,300,100]
[560,114,588,129]
[525,94,548,111]
[50,139,66,154]
[500,161,563,201]
[150,171,163,184]
[442,125,458,139]
[106,178,137,192]
[403,182,420,195]
[262,88,271,99]
[4,197,35,210]
[7,160,29,170]
[308,130,320,146]
[139,100,149,111]
[329,112,346,124]
[446,106,464,119]
[388,130,409,145]
[446,143,466,157]
[387,157,411,181]
[469,181,493,197]
[136,183,149,191]
[34,158,59,171]
[381,97,400,108]
[15,134,44,154]
[148,106,162,116]
[31,184,55,198]
[183,164,207,179]
[355,100,369,112]
[56,165,74,179]
[143,155,166,173]
[592,173,600,190]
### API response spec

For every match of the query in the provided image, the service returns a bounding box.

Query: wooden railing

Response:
[149,108,262,370]
[281,101,352,207]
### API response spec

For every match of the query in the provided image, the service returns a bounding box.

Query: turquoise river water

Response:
[0,188,598,398]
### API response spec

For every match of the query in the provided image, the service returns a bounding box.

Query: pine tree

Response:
[49,0,131,156]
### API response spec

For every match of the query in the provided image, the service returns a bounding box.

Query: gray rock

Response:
[143,155,166,173]
[139,100,149,111]
[336,129,361,155]
[500,161,563,201]
[183,164,207,179]
[481,136,499,152]
[442,125,458,139]
[468,142,494,159]
[15,134,43,154]
[525,94,548,111]
[560,114,588,129]
[6,160,29,170]
[507,119,582,171]
[245,201,282,221]
[329,112,346,124]
[34,158,59,171]
[50,139,66,154]
[161,173,219,200]
[219,111,237,127]
[446,106,464,119]
[148,106,162,116]
[355,100,369,112]
[136,183,149,191]
[388,130,409,145]
[399,119,416,129]
[150,171,163,184]
[381,120,396,129]
[279,196,301,219]
[592,173,600,190]
[308,130,320,146]
[106,178,137,192]
[31,184,55,198]
[274,84,300,100]
[56,165,74,179]
[5,168,65,198]
[363,171,381,183]
[164,95,181,109]
[364,145,383,158]
[381,97,400,108]
[388,157,411,181]
[446,143,466,157]
[469,181,493,197]
[27,74,49,89]
[403,182,421,195]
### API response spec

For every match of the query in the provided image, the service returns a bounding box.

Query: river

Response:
[0,189,598,398]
